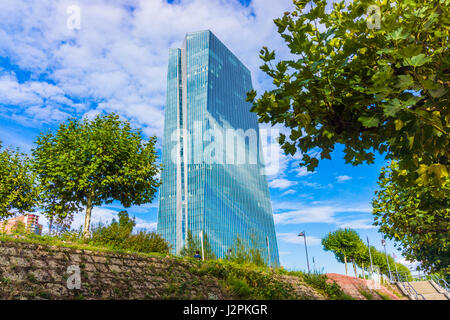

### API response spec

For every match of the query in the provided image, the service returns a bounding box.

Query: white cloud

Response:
[274,206,336,224]
[0,0,296,139]
[301,181,327,189]
[281,189,296,196]
[269,178,297,190]
[36,206,157,233]
[336,218,376,230]
[134,218,157,231]
[277,232,322,246]
[396,257,420,270]
[336,175,352,182]
[292,166,316,177]
[272,200,373,226]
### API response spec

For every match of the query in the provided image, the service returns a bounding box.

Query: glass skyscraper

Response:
[157,30,279,266]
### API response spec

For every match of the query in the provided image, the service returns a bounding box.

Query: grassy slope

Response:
[0,233,353,300]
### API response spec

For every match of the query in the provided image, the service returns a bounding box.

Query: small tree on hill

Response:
[228,235,267,267]
[0,142,39,219]
[32,113,161,238]
[202,232,216,260]
[180,230,216,260]
[322,228,364,276]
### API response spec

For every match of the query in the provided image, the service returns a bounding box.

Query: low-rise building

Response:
[0,214,43,235]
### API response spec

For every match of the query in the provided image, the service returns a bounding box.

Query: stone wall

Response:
[1,239,402,300]
[0,240,233,300]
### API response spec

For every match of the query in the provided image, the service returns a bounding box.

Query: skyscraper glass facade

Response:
[157,30,279,266]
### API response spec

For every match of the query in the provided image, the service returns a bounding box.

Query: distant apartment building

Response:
[0,214,43,235]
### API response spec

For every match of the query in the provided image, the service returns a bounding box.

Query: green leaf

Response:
[358,116,380,128]
[383,99,403,117]
[387,28,409,41]
[406,54,432,67]
[429,87,447,98]
[394,75,414,89]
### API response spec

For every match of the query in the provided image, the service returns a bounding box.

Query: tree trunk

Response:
[83,193,93,239]
[48,216,53,236]
[344,255,348,276]
[362,263,365,279]
[352,260,358,278]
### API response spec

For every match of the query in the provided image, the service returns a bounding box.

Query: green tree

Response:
[0,142,38,219]
[90,210,170,254]
[32,113,161,237]
[90,210,135,247]
[322,228,364,276]
[352,240,370,278]
[370,246,390,276]
[180,230,201,258]
[228,235,249,264]
[228,235,267,267]
[43,193,79,236]
[248,0,449,187]
[373,162,449,275]
[202,232,217,260]
[180,230,216,260]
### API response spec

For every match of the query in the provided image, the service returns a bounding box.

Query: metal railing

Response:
[395,272,426,300]
[430,275,450,293]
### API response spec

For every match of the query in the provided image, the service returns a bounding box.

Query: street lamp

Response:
[298,231,310,273]
[381,239,392,282]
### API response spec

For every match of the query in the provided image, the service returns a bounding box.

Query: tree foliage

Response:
[373,162,450,275]
[322,228,410,278]
[0,142,38,219]
[90,210,170,254]
[322,228,364,275]
[31,113,161,237]
[228,235,267,267]
[248,0,449,187]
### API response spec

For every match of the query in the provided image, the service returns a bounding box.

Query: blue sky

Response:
[0,0,414,274]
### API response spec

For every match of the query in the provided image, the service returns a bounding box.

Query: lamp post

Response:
[298,231,310,273]
[381,239,392,282]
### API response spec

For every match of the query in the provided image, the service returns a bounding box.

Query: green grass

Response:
[26,272,39,284]
[0,276,10,284]
[375,290,392,300]
[358,289,375,300]
[0,233,167,260]
[301,272,354,300]
[227,276,252,298]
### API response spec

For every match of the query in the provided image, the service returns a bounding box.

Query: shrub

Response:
[124,231,170,254]
[90,211,134,248]
[227,275,251,299]
[302,272,352,300]
[228,235,267,267]
[88,211,170,254]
